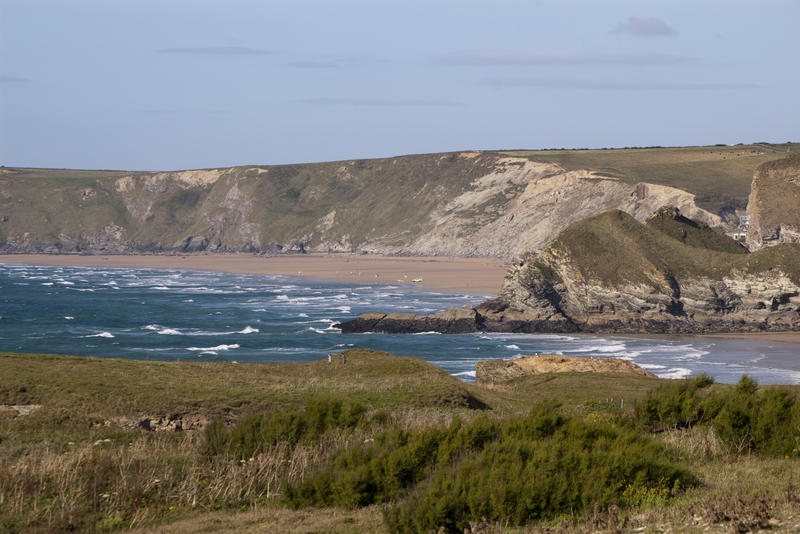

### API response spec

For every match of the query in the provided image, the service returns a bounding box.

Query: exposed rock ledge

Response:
[338,209,800,335]
[475,355,655,384]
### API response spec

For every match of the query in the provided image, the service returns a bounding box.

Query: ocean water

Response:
[2,263,800,384]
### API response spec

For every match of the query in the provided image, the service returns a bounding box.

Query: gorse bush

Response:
[204,398,368,459]
[635,375,800,456]
[285,402,696,533]
[634,373,715,431]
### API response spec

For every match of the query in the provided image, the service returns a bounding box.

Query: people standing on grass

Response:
[328,353,332,364]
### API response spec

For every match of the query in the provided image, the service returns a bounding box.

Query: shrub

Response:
[384,418,694,533]
[204,398,368,459]
[634,373,715,431]
[285,402,695,532]
[636,375,800,456]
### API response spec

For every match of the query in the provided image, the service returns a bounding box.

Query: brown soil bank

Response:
[475,355,656,384]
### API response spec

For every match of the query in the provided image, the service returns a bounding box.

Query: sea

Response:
[2,262,800,385]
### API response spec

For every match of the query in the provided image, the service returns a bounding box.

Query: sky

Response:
[1,0,798,170]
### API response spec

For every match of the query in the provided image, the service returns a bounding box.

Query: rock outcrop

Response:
[746,155,800,250]
[339,209,800,334]
[475,355,655,384]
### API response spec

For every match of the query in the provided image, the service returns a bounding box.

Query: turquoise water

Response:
[2,262,799,384]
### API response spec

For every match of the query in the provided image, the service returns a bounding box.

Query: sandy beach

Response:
[0,253,510,296]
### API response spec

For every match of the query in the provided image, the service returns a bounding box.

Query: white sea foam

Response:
[337,306,351,313]
[238,326,259,334]
[157,328,182,335]
[504,344,520,350]
[276,295,290,301]
[308,327,328,334]
[453,370,476,378]
[253,308,267,312]
[569,343,627,354]
[153,286,170,290]
[58,280,75,285]
[656,368,693,379]
[64,316,75,320]
[412,331,442,335]
[41,282,54,286]
[639,364,667,370]
[187,344,239,351]
[298,313,309,317]
[84,332,114,338]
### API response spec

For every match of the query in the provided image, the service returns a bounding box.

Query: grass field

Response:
[2,350,800,533]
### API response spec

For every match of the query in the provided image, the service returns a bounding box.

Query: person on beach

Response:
[341,353,346,364]
[327,353,332,364]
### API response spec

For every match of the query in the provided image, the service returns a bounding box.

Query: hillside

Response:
[746,154,800,250]
[340,208,800,334]
[0,144,791,259]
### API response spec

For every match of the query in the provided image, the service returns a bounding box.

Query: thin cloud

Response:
[611,17,677,37]
[0,74,30,83]
[155,46,273,55]
[139,108,235,116]
[301,97,462,107]
[480,76,760,91]
[286,61,337,69]
[439,51,694,66]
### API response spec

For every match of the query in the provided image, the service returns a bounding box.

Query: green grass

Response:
[534,209,800,289]
[3,350,800,533]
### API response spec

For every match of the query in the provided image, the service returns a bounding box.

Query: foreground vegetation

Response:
[1,350,799,533]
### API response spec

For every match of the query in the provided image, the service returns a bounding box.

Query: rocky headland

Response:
[339,207,800,334]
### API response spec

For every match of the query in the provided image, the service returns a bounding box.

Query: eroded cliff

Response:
[0,148,757,259]
[339,208,800,334]
[746,155,800,250]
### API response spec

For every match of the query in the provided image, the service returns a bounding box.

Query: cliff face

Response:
[0,153,721,259]
[339,209,800,334]
[746,155,800,251]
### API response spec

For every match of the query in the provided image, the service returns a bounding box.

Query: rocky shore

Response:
[339,209,800,335]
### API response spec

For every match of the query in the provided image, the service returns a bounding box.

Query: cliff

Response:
[746,155,800,250]
[339,208,800,334]
[0,144,788,259]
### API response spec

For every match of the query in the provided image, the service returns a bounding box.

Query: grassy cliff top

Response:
[750,154,800,231]
[502,143,797,212]
[549,209,800,287]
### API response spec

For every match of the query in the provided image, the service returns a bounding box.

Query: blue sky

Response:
[1,0,797,170]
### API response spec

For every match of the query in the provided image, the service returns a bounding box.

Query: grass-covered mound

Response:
[543,209,800,288]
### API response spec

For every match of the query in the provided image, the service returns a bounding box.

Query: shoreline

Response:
[0,253,509,296]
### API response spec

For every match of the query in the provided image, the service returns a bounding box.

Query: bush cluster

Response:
[284,402,695,533]
[204,398,368,459]
[635,374,800,456]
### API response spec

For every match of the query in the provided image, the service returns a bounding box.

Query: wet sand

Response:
[0,253,510,295]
